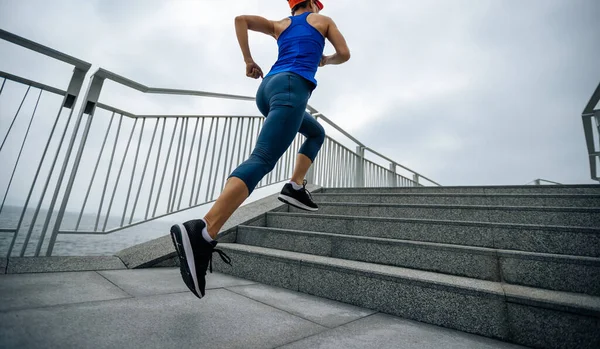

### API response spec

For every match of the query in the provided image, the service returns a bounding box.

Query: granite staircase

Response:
[213,185,600,349]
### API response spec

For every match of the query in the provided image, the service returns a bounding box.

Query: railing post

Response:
[356,146,364,187]
[388,163,397,187]
[45,73,105,256]
[413,173,420,186]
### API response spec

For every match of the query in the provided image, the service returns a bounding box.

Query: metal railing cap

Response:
[0,29,91,71]
[94,68,255,101]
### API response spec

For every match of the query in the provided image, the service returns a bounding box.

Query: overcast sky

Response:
[1,0,600,188]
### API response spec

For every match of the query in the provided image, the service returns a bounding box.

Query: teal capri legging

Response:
[228,71,325,195]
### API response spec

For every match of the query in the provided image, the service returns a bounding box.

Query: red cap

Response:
[288,0,324,11]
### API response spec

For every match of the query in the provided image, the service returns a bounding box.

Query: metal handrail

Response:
[0,29,91,71]
[95,68,255,101]
[0,71,66,96]
[305,105,365,147]
[582,81,600,181]
[93,67,436,185]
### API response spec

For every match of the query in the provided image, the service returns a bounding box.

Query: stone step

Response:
[237,225,600,296]
[212,243,600,349]
[288,202,600,228]
[322,184,600,195]
[311,193,600,208]
[265,212,600,257]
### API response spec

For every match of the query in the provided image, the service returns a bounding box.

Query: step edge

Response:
[313,193,600,199]
[311,202,600,212]
[267,212,600,233]
[238,225,600,265]
[219,242,503,296]
[323,184,600,190]
[218,243,600,315]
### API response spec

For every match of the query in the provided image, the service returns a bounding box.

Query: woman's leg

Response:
[204,73,311,237]
[290,112,325,185]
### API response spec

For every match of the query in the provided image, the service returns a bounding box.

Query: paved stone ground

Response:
[0,268,529,349]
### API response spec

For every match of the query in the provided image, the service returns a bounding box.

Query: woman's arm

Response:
[320,18,350,66]
[234,15,277,78]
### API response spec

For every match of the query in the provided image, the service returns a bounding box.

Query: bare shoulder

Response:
[307,13,333,24]
[273,17,292,38]
[306,13,331,37]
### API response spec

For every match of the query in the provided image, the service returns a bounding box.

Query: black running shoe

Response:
[278,179,318,211]
[170,219,231,299]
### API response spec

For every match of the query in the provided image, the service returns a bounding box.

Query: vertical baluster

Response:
[0,89,42,215]
[343,149,348,187]
[336,143,341,187]
[168,118,186,212]
[195,118,215,205]
[320,139,328,186]
[178,117,200,210]
[204,118,221,202]
[103,117,138,231]
[171,117,189,212]
[0,85,30,152]
[275,143,283,183]
[338,144,343,187]
[225,118,242,188]
[146,118,166,220]
[95,114,123,231]
[350,153,356,187]
[121,117,146,225]
[329,139,335,188]
[235,119,245,167]
[218,117,234,195]
[286,137,295,183]
[131,118,159,224]
[244,118,254,161]
[76,113,115,230]
[283,136,291,182]
[189,118,205,207]
[152,117,180,217]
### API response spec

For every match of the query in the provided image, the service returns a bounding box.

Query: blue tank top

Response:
[265,12,325,87]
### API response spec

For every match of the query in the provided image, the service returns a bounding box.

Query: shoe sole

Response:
[278,194,318,211]
[170,224,202,299]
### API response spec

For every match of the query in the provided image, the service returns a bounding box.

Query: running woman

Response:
[170,0,350,299]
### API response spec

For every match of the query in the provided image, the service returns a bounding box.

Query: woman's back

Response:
[266,12,326,86]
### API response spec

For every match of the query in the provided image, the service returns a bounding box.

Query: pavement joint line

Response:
[0,287,220,314]
[271,312,381,349]
[95,271,134,297]
[0,292,135,314]
[205,281,259,291]
[223,286,337,329]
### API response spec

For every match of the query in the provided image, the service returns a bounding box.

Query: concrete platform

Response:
[0,267,529,349]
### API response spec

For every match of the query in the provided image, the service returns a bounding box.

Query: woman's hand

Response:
[246,61,264,79]
[319,55,329,67]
